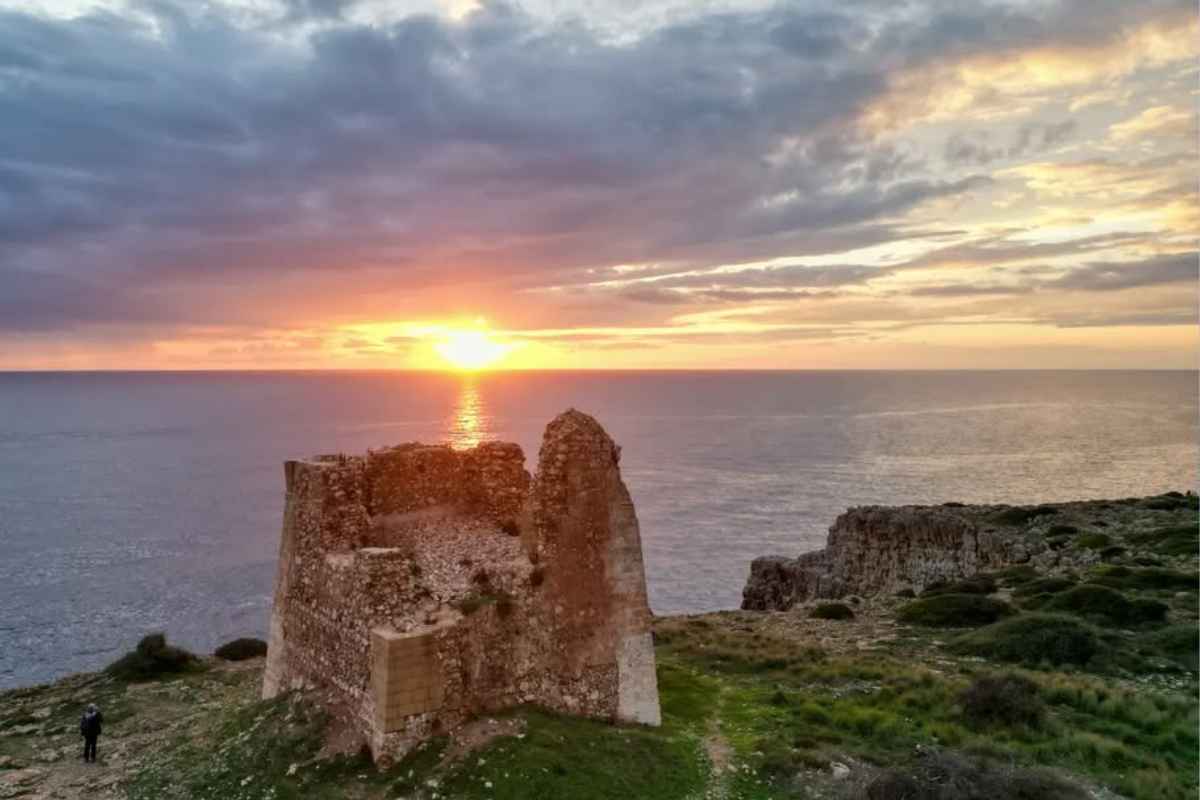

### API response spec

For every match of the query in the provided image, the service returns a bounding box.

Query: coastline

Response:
[2,492,1196,800]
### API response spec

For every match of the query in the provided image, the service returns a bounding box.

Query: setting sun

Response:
[434,329,512,370]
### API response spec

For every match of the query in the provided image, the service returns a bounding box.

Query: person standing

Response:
[80,703,102,763]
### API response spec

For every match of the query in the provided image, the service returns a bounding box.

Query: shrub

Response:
[896,594,1014,627]
[958,673,1043,729]
[499,519,520,537]
[988,565,1039,585]
[1043,585,1167,626]
[456,593,495,615]
[950,614,1100,666]
[529,566,546,587]
[1075,532,1113,550]
[106,633,199,681]
[854,750,1087,800]
[1141,494,1197,511]
[1128,524,1198,557]
[991,506,1057,526]
[1012,577,1075,598]
[810,602,855,620]
[1099,545,1126,561]
[495,591,516,618]
[1089,566,1198,592]
[214,638,267,661]
[894,588,916,598]
[921,575,997,596]
[1046,523,1079,536]
[1139,624,1200,671]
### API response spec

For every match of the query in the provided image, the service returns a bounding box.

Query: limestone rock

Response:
[743,504,1044,610]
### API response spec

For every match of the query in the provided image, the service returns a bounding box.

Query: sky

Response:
[0,0,1196,370]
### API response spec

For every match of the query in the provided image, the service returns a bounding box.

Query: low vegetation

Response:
[896,594,1014,627]
[1,493,1194,800]
[958,673,1043,729]
[1037,584,1167,627]
[105,633,201,681]
[214,638,268,661]
[810,602,855,620]
[950,614,1100,666]
[919,575,996,596]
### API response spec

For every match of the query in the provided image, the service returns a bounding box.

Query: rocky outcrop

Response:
[742,504,1047,610]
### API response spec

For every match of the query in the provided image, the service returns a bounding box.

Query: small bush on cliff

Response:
[1076,532,1113,550]
[1047,523,1079,536]
[1128,524,1199,557]
[958,673,1043,729]
[991,505,1057,526]
[1043,585,1168,627]
[988,565,1040,585]
[810,602,855,620]
[1138,624,1200,671]
[214,638,267,661]
[1099,545,1127,562]
[856,750,1088,800]
[896,594,1014,627]
[950,614,1100,666]
[1089,566,1197,592]
[1013,577,1075,598]
[920,575,997,596]
[106,633,200,681]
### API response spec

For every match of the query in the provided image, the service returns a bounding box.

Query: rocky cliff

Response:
[742,500,1105,610]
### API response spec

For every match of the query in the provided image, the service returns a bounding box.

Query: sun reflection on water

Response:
[447,379,489,449]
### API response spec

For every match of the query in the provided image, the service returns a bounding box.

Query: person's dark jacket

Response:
[80,710,103,739]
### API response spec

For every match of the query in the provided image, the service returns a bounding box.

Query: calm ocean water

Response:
[0,370,1195,688]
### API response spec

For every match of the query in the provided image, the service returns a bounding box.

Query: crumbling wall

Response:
[262,409,661,762]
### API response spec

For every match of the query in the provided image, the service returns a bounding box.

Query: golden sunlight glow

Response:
[433,329,512,370]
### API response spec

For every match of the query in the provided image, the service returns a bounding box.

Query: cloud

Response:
[1048,252,1197,291]
[944,120,1075,166]
[0,0,1195,367]
[1108,105,1195,143]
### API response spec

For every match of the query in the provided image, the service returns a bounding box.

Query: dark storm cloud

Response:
[0,0,1191,333]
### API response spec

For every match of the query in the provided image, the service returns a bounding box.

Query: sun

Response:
[433,329,512,370]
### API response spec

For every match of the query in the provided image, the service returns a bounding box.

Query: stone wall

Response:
[742,503,1050,610]
[262,409,661,761]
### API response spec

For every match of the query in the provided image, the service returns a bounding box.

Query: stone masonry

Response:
[262,409,661,761]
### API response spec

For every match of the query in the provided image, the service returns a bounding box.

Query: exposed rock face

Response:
[742,504,1046,610]
[262,409,660,762]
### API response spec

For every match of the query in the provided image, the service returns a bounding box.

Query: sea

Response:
[0,370,1195,688]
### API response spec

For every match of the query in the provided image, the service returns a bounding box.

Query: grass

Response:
[77,608,1194,800]
[896,594,1014,627]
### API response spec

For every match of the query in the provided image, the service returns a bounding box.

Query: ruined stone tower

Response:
[262,409,661,760]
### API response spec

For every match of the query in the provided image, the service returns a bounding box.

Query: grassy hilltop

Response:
[0,492,1196,800]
